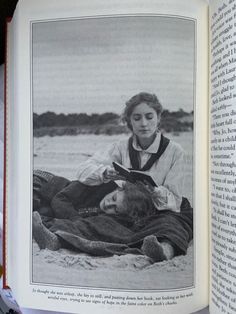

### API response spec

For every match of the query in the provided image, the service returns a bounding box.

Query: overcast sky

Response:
[32,16,195,115]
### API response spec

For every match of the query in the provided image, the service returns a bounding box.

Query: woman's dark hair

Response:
[121,182,157,220]
[122,92,163,130]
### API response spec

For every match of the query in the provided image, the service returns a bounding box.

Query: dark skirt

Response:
[41,205,193,257]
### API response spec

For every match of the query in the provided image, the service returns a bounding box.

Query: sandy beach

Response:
[32,132,194,290]
[33,241,194,290]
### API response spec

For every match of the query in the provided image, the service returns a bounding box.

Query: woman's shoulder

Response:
[111,137,130,150]
[101,136,130,160]
[164,136,185,156]
[168,139,183,150]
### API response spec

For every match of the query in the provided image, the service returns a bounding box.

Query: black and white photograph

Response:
[32,15,195,290]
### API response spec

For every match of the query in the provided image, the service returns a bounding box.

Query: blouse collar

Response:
[132,132,161,153]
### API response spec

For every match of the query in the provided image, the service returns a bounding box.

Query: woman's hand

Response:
[103,166,125,181]
[142,179,156,193]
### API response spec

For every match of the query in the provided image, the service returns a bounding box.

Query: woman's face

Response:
[99,189,126,215]
[130,103,160,139]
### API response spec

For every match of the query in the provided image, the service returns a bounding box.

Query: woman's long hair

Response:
[122,181,157,220]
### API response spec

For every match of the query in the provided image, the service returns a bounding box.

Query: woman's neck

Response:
[137,133,157,150]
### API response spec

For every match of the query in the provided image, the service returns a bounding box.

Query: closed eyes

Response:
[132,113,154,121]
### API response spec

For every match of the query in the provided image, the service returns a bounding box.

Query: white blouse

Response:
[76,133,186,212]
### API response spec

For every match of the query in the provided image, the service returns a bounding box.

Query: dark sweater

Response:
[33,171,117,218]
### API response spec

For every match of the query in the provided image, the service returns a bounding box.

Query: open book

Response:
[3,0,235,313]
[113,162,158,187]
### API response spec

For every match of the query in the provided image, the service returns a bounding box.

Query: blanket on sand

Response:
[41,208,193,257]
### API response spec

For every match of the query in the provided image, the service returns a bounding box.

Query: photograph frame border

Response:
[30,13,197,292]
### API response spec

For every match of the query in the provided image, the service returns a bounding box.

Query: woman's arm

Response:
[51,181,86,219]
[151,146,186,212]
[151,186,179,211]
[76,142,123,185]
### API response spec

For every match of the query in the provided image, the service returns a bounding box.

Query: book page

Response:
[210,0,236,313]
[6,0,208,313]
[4,17,20,295]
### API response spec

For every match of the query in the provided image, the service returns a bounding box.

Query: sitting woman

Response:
[33,170,193,263]
[75,92,187,212]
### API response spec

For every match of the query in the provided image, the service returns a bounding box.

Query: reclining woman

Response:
[33,170,193,263]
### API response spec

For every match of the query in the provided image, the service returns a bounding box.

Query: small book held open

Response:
[113,162,157,187]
